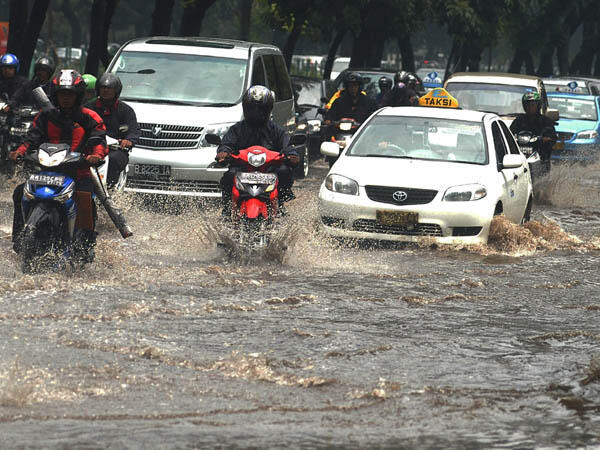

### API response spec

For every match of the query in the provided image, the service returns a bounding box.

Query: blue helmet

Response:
[0,53,20,71]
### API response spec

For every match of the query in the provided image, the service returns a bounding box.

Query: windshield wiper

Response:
[199,102,236,107]
[362,154,416,159]
[121,98,196,106]
[117,69,156,74]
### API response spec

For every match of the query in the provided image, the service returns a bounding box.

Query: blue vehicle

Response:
[20,143,92,273]
[547,92,600,163]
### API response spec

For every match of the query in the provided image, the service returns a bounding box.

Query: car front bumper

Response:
[552,139,600,162]
[318,184,494,244]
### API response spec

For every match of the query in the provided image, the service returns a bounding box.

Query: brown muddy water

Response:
[0,161,599,449]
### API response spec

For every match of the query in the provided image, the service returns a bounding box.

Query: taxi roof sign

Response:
[419,88,459,109]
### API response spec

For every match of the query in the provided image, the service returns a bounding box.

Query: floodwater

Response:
[0,161,599,449]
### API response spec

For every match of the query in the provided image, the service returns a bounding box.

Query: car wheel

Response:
[294,145,309,179]
[521,196,532,224]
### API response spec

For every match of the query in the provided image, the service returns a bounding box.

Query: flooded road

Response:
[0,161,599,449]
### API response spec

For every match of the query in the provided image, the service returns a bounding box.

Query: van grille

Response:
[138,123,204,150]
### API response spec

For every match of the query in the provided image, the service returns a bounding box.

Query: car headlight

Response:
[200,122,236,146]
[443,184,487,201]
[575,130,599,140]
[325,174,359,195]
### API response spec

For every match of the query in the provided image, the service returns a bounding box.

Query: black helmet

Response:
[242,85,275,127]
[50,69,86,106]
[406,73,418,90]
[343,72,363,90]
[394,70,409,84]
[522,91,542,113]
[378,76,392,92]
[96,72,123,98]
[34,56,56,78]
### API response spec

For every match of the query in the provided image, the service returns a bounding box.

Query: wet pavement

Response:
[0,160,599,449]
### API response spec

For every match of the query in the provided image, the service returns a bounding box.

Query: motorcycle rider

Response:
[9,69,108,258]
[0,54,26,109]
[326,72,376,123]
[374,76,392,106]
[380,71,419,107]
[510,91,557,174]
[85,73,139,187]
[5,56,55,111]
[215,85,299,216]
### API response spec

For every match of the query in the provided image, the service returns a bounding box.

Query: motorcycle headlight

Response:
[443,184,487,202]
[200,122,236,147]
[248,152,267,167]
[339,122,352,131]
[296,123,308,131]
[308,119,321,132]
[575,130,599,140]
[325,174,359,196]
[38,149,67,167]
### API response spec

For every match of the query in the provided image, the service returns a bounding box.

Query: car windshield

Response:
[445,82,535,115]
[348,116,488,165]
[112,51,247,106]
[294,80,322,106]
[332,60,350,72]
[548,96,598,121]
[544,82,589,95]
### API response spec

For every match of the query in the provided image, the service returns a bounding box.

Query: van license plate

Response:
[133,164,171,178]
[376,210,419,226]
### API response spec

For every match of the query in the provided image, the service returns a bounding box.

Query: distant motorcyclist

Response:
[510,91,557,174]
[374,76,392,106]
[5,56,55,111]
[85,73,139,187]
[10,69,108,256]
[380,71,419,107]
[0,54,27,111]
[326,72,376,123]
[82,74,97,102]
[216,85,299,216]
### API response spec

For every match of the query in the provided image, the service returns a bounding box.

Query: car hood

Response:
[555,119,598,134]
[332,156,490,189]
[124,101,243,126]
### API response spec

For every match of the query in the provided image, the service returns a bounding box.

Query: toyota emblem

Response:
[392,191,408,202]
[152,125,162,137]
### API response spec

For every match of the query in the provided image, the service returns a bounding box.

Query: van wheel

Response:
[294,146,309,179]
[521,196,533,224]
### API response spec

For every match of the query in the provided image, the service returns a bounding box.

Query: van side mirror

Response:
[204,133,222,146]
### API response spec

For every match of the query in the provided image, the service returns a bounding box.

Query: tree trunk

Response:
[524,51,535,75]
[61,0,82,48]
[556,42,569,76]
[398,33,415,72]
[150,0,175,36]
[443,40,457,81]
[349,0,387,68]
[508,46,526,74]
[282,13,306,70]
[323,28,345,80]
[7,0,29,57]
[99,0,118,68]
[19,0,50,76]
[537,46,554,77]
[179,0,218,36]
[84,0,117,76]
[239,0,252,41]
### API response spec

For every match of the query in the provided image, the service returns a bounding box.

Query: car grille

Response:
[127,178,221,193]
[557,132,574,141]
[365,185,438,206]
[138,123,204,150]
[352,219,442,237]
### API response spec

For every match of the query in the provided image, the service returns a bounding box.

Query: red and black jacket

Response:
[16,107,108,179]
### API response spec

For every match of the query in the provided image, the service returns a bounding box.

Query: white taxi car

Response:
[318,88,533,244]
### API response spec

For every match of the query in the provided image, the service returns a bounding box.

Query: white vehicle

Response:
[330,57,351,80]
[318,88,533,244]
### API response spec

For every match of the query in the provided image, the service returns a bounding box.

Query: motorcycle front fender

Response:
[239,198,269,220]
[24,201,62,231]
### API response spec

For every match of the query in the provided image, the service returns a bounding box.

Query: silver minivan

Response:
[106,37,297,197]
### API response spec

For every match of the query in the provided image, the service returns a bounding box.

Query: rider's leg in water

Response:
[106,149,128,187]
[73,178,97,262]
[219,167,241,219]
[11,183,25,253]
[274,163,295,204]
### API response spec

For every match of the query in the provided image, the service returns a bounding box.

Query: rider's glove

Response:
[216,151,229,162]
[287,155,300,166]
[86,154,101,165]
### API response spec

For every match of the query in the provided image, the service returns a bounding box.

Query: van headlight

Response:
[200,122,236,146]
[575,130,599,140]
[325,174,359,195]
[443,184,487,201]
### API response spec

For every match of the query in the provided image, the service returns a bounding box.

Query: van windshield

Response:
[445,82,535,116]
[112,51,247,106]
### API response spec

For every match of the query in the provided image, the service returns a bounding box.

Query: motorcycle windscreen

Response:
[239,198,269,219]
[74,191,94,230]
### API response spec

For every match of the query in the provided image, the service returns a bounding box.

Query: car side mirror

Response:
[545,108,559,122]
[320,141,340,157]
[289,133,307,146]
[502,153,525,169]
[204,133,222,146]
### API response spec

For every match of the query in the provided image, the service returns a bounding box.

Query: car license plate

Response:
[238,172,277,184]
[28,174,65,187]
[377,210,419,226]
[133,163,171,178]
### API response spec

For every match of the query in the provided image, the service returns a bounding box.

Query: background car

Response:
[547,92,600,163]
[543,77,600,95]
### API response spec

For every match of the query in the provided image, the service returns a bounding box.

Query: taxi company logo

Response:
[392,191,408,202]
[152,125,162,137]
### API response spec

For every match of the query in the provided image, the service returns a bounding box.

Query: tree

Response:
[61,0,82,48]
[7,0,28,57]
[239,0,252,40]
[179,0,218,36]
[84,0,118,76]
[151,0,175,36]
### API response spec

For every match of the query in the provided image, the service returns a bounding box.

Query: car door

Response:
[262,53,295,132]
[499,120,530,216]
[491,120,520,221]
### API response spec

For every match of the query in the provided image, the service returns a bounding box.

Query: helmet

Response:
[34,56,56,78]
[242,85,275,127]
[343,71,363,90]
[50,69,86,106]
[522,91,541,112]
[0,53,20,72]
[96,72,122,98]
[378,76,392,92]
[82,74,97,90]
[394,70,409,84]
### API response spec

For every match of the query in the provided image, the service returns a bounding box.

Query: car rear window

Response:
[445,82,536,115]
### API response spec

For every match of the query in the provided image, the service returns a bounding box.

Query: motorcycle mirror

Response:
[289,133,307,147]
[204,133,222,146]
